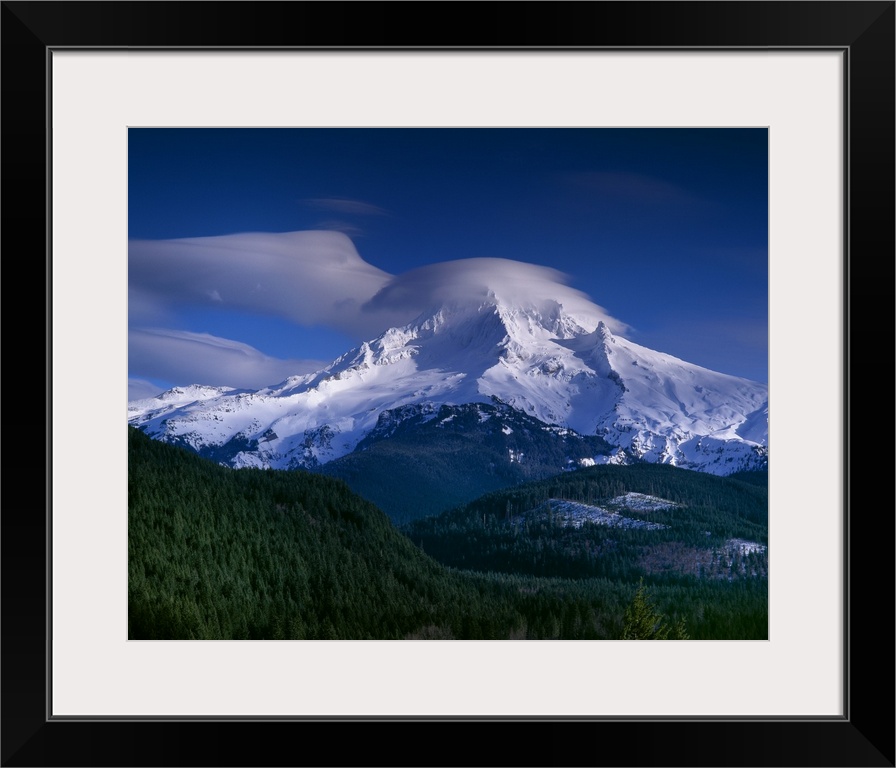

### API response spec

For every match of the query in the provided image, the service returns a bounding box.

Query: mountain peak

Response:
[129,289,769,478]
[595,320,614,342]
[412,293,596,343]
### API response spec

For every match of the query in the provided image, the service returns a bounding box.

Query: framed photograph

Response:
[5,2,892,765]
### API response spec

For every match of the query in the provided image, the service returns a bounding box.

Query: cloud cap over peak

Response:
[364,257,629,334]
[129,230,632,392]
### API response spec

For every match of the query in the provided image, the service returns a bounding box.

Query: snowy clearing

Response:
[517,498,668,531]
[605,492,681,513]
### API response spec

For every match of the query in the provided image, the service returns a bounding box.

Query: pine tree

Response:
[621,579,688,640]
[672,617,690,640]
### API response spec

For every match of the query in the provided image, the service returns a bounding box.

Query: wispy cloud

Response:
[565,171,704,206]
[313,219,365,237]
[129,328,327,390]
[302,198,389,216]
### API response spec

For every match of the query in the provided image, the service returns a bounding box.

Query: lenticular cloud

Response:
[365,257,629,335]
[128,230,398,335]
[129,230,630,388]
[129,328,324,390]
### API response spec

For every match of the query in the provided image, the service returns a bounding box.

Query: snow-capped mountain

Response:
[128,293,768,476]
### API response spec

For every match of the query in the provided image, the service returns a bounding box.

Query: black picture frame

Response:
[3,2,893,766]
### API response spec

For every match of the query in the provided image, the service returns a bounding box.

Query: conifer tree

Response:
[621,579,688,640]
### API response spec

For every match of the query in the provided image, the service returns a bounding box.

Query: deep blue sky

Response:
[128,128,768,398]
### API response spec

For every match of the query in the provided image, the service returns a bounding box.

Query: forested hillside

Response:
[404,464,768,635]
[129,427,766,640]
[316,401,612,523]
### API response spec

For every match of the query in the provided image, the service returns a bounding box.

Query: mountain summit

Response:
[128,293,768,478]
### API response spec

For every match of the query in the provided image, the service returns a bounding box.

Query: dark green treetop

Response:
[621,579,689,640]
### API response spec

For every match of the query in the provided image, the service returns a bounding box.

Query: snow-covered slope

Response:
[128,293,768,475]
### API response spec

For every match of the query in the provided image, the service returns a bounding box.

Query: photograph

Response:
[127,127,769,641]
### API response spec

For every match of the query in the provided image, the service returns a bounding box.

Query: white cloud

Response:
[129,232,631,390]
[129,230,400,336]
[364,257,630,334]
[129,328,327,390]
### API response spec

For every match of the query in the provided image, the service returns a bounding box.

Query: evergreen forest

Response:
[404,464,769,582]
[129,426,767,640]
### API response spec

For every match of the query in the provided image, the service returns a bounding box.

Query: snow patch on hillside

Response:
[517,498,668,531]
[606,492,681,513]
